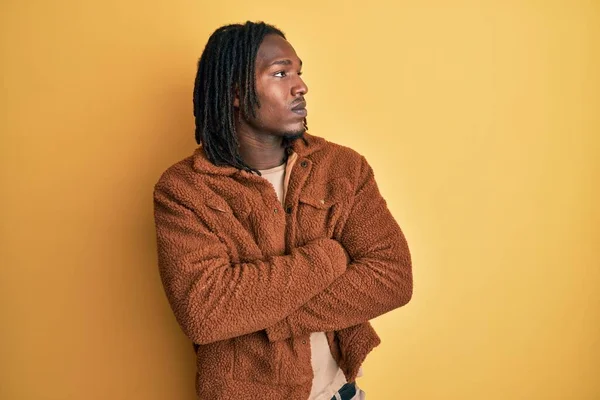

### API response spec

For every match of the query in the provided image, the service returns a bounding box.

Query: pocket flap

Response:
[205,195,250,219]
[298,178,351,209]
[205,198,229,213]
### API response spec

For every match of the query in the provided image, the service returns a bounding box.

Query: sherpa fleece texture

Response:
[153,132,412,400]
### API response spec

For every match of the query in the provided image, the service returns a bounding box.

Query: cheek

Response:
[262,97,287,119]
[260,83,288,105]
[255,81,290,122]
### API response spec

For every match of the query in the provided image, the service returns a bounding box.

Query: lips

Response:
[291,101,307,117]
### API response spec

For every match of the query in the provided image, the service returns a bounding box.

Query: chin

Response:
[282,130,305,140]
[281,122,307,139]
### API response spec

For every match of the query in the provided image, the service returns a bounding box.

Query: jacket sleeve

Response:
[265,156,413,342]
[154,184,348,345]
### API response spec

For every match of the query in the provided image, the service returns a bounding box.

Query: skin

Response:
[234,34,309,170]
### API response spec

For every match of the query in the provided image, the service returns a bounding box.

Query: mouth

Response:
[291,101,307,117]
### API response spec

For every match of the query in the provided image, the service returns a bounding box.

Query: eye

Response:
[298,71,303,76]
[274,71,287,78]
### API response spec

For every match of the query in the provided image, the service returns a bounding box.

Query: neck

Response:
[236,124,286,171]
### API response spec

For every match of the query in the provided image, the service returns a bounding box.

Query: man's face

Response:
[243,34,308,138]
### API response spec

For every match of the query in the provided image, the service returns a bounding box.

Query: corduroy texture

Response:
[153,133,413,399]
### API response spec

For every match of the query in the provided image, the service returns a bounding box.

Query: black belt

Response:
[331,382,357,400]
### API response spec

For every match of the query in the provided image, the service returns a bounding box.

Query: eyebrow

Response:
[268,58,303,67]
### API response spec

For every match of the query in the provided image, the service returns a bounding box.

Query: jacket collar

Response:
[192,132,325,176]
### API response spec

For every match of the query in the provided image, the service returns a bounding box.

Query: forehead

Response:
[256,34,300,69]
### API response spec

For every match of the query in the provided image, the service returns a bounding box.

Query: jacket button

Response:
[274,208,278,214]
[285,205,292,214]
[300,160,308,168]
[302,340,307,344]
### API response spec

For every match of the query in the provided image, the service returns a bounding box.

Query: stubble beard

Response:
[280,118,307,141]
[282,129,305,141]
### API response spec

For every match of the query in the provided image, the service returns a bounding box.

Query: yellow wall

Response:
[1,1,598,399]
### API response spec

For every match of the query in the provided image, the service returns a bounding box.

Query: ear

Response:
[233,86,240,108]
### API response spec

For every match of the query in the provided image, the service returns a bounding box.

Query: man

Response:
[153,21,413,400]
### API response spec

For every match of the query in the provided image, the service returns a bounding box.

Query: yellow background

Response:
[1,0,598,399]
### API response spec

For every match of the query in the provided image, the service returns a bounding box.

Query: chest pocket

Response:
[203,195,262,263]
[296,178,352,243]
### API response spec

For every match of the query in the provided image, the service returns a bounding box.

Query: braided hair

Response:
[193,21,306,175]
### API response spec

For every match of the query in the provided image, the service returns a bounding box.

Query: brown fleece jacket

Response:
[153,133,412,399]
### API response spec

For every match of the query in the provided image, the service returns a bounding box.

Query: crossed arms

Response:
[153,156,412,345]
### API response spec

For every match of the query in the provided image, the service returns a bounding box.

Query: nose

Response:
[291,74,308,97]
